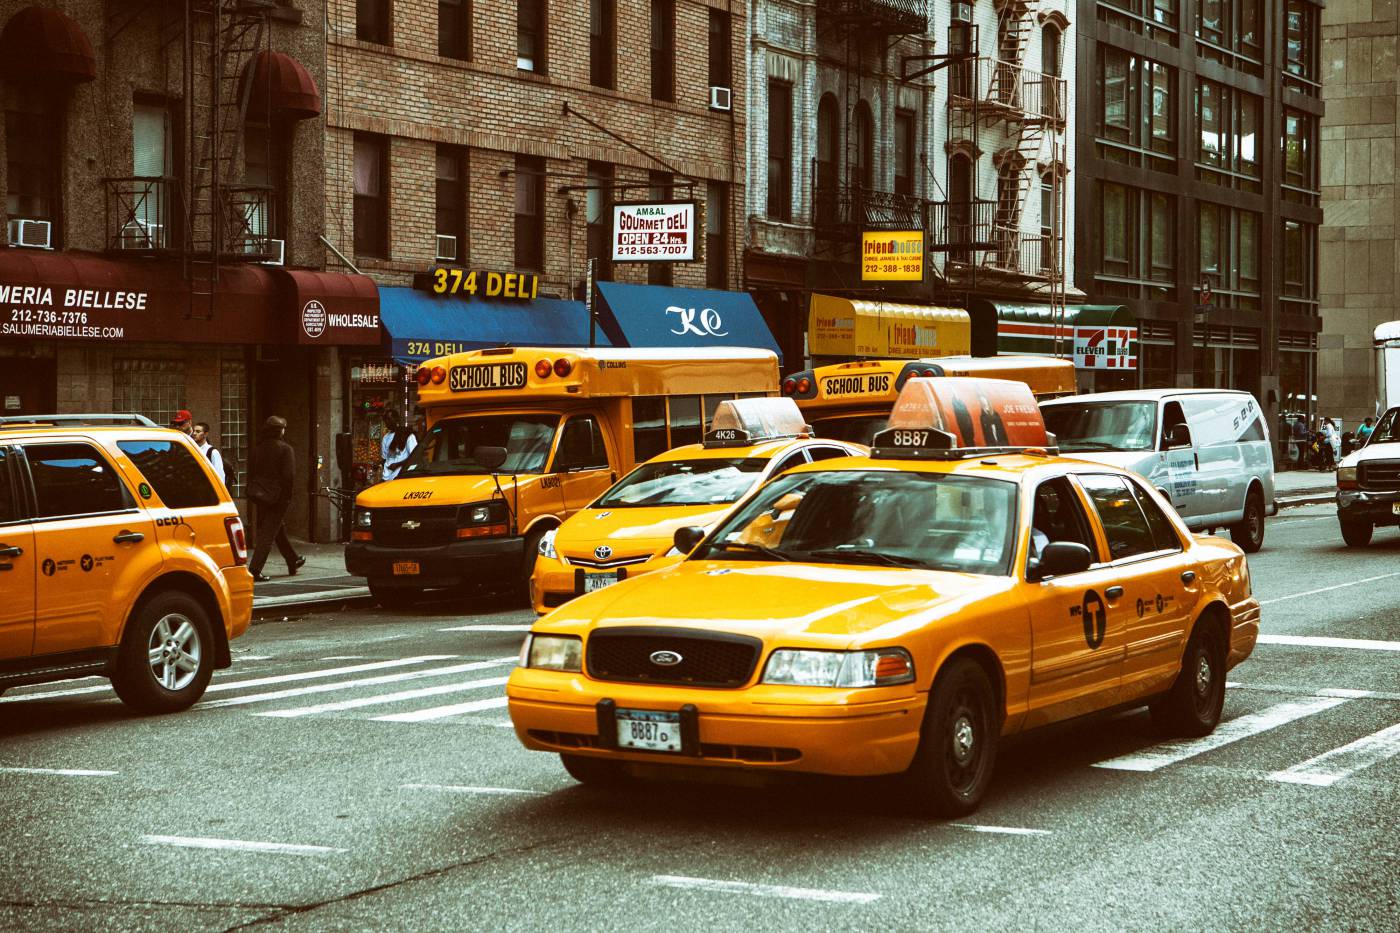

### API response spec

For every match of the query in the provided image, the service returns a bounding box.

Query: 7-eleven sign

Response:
[1074,326,1138,370]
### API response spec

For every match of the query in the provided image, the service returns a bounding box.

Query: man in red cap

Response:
[170,409,193,435]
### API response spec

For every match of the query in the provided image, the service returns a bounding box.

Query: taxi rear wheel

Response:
[901,658,999,818]
[1150,622,1226,737]
[1229,488,1266,553]
[560,753,627,786]
[1340,519,1373,548]
[111,592,215,715]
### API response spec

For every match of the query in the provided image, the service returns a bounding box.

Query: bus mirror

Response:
[673,526,706,555]
[474,446,508,471]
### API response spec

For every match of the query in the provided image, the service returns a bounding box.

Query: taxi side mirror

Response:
[673,526,706,555]
[1165,424,1192,450]
[474,446,508,472]
[1034,541,1093,579]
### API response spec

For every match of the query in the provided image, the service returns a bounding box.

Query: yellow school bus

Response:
[781,355,1077,445]
[345,346,779,605]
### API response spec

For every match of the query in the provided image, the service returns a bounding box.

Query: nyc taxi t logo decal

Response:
[1070,590,1107,649]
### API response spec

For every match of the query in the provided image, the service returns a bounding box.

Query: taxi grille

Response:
[586,627,761,688]
[371,507,459,548]
[1359,460,1400,491]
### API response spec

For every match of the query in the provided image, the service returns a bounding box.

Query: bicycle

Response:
[319,485,358,541]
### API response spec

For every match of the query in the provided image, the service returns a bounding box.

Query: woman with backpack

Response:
[380,408,418,483]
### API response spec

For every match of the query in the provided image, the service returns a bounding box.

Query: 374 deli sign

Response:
[611,202,696,263]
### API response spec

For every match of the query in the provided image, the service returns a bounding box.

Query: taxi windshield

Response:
[811,414,887,446]
[1042,401,1157,452]
[695,470,1018,575]
[401,414,557,476]
[595,458,768,508]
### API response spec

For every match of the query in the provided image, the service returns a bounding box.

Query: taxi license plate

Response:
[583,571,619,593]
[392,561,420,576]
[616,709,682,753]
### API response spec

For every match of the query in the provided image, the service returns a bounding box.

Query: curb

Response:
[252,586,374,618]
[1277,493,1334,509]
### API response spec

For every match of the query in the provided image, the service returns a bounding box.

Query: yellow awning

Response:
[808,294,970,359]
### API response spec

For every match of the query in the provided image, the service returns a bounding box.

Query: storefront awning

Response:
[970,301,1137,371]
[808,294,970,360]
[595,282,782,364]
[284,270,380,345]
[379,287,608,364]
[0,6,96,86]
[242,51,322,121]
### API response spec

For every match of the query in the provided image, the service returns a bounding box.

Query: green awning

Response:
[964,301,1137,369]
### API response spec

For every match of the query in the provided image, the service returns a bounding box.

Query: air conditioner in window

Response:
[7,218,52,249]
[259,238,285,266]
[117,220,163,250]
[709,86,732,112]
[435,235,458,263]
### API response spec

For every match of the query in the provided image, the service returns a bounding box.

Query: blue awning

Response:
[379,288,609,363]
[595,282,782,364]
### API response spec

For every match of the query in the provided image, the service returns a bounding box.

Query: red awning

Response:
[0,6,96,86]
[283,270,381,346]
[243,51,321,121]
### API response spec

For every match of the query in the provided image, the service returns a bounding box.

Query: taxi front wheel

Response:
[900,658,999,818]
[1340,518,1373,548]
[111,592,215,715]
[1150,623,1226,737]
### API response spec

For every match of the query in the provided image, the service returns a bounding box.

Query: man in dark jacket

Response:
[247,415,305,582]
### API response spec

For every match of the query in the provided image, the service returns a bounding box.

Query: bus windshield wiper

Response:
[802,548,926,567]
[711,541,795,562]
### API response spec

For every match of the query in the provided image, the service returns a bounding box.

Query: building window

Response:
[1197,0,1262,71]
[241,123,286,253]
[435,146,466,264]
[894,110,916,197]
[1198,202,1260,309]
[514,155,544,270]
[1039,171,1057,274]
[438,0,470,60]
[5,95,62,245]
[766,81,793,222]
[706,181,728,289]
[853,101,874,190]
[220,359,248,497]
[357,0,391,45]
[815,94,840,225]
[1097,46,1174,171]
[590,0,615,89]
[353,133,388,259]
[114,358,185,429]
[650,0,675,102]
[1097,0,1179,41]
[1095,182,1175,299]
[1041,26,1063,119]
[131,100,174,248]
[708,9,731,89]
[518,0,545,73]
[1195,79,1260,191]
[586,160,613,282]
[1285,0,1319,92]
[648,170,673,286]
[1282,110,1317,200]
[1281,220,1317,308]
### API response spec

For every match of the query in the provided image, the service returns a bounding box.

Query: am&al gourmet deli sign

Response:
[611,202,697,263]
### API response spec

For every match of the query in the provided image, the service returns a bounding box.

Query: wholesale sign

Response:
[612,202,696,262]
[861,231,924,281]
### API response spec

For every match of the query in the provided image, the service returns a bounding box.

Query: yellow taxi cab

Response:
[507,378,1259,816]
[0,414,253,713]
[530,397,865,614]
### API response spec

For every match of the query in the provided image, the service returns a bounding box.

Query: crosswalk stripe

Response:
[372,696,510,723]
[198,658,516,709]
[256,676,509,718]
[401,784,545,796]
[438,625,533,633]
[1267,722,1400,787]
[140,835,345,856]
[1256,634,1400,653]
[1093,696,1350,772]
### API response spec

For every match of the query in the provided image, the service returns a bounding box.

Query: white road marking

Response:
[199,659,515,709]
[237,655,274,661]
[372,696,510,723]
[1268,721,1400,787]
[1093,696,1350,772]
[1259,571,1400,605]
[257,676,508,717]
[140,835,345,856]
[438,625,533,633]
[952,824,1052,836]
[320,656,367,661]
[0,656,456,704]
[1229,681,1397,701]
[1256,634,1400,653]
[0,767,118,777]
[400,784,545,796]
[648,875,880,904]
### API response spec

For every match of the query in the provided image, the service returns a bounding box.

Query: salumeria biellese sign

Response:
[611,202,697,263]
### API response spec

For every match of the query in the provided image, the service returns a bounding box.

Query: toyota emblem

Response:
[594,545,613,560]
[401,520,421,530]
[649,650,683,667]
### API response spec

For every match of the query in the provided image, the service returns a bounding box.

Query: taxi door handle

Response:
[1181,570,1197,585]
[1105,586,1124,600]
[0,545,22,558]
[113,530,145,544]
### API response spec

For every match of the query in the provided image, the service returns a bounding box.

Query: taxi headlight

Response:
[762,648,915,687]
[538,528,558,559]
[353,508,373,529]
[523,634,582,672]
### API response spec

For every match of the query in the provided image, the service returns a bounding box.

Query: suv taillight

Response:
[225,516,249,566]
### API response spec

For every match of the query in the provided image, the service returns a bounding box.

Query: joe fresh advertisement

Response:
[611,202,696,263]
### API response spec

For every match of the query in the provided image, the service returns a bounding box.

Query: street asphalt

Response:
[0,502,1396,931]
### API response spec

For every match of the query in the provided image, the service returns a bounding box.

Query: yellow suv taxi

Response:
[531,398,865,613]
[0,414,252,713]
[507,379,1259,816]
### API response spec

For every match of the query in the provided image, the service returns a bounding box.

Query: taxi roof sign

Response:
[872,377,1051,459]
[704,397,810,448]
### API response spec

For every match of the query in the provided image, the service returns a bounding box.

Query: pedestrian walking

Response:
[1321,418,1341,465]
[380,408,418,482]
[191,421,227,486]
[246,415,305,582]
[170,409,193,435]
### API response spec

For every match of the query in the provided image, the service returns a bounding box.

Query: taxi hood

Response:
[543,560,1011,643]
[355,473,514,508]
[555,506,734,557]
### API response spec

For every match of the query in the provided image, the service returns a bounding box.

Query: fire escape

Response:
[104,0,276,318]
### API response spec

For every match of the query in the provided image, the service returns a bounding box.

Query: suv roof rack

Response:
[0,413,160,430]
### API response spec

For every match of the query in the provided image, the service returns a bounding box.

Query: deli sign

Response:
[612,202,697,263]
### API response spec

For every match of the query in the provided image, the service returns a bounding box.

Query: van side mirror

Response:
[1165,424,1192,449]
[673,526,706,555]
[474,446,508,472]
[1032,541,1093,580]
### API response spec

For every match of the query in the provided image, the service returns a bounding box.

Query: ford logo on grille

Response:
[594,545,613,560]
[649,650,683,667]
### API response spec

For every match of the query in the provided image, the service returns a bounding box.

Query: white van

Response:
[1040,389,1275,552]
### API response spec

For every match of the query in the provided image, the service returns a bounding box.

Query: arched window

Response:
[815,94,840,224]
[1042,25,1062,76]
[1041,25,1063,119]
[853,101,874,189]
[947,153,975,263]
[1040,170,1059,274]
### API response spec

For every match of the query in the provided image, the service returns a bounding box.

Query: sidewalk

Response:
[1273,468,1335,507]
[251,539,369,613]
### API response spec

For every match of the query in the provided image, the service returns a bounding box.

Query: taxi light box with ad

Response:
[508,377,1261,816]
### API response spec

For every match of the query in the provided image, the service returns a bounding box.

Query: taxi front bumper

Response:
[532,555,680,614]
[507,669,926,777]
[346,537,525,588]
[1336,488,1400,524]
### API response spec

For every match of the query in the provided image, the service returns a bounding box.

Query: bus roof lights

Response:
[534,359,553,379]
[872,377,1051,460]
[553,358,573,377]
[430,366,447,385]
[704,397,811,448]
[415,367,432,387]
